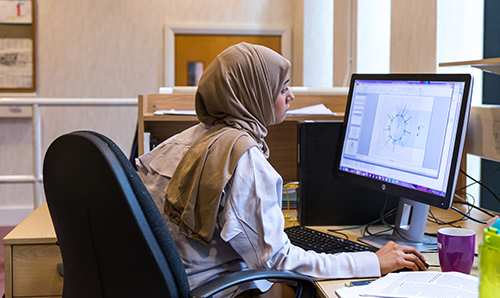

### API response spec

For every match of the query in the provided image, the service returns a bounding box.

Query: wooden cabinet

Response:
[138,89,348,183]
[3,203,63,298]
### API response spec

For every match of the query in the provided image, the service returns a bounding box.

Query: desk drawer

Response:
[12,244,63,297]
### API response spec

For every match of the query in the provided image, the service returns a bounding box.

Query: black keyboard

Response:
[284,226,377,254]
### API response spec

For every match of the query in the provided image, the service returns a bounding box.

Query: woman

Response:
[137,42,427,297]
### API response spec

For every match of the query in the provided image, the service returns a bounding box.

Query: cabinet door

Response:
[12,244,63,297]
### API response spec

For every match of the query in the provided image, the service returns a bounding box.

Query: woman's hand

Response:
[375,241,427,276]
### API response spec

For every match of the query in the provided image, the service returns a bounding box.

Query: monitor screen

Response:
[335,73,473,251]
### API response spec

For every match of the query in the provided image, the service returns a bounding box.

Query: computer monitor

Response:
[335,73,473,252]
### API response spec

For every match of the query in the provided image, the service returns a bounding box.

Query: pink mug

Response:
[437,228,476,274]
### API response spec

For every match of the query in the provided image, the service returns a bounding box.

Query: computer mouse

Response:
[394,261,430,273]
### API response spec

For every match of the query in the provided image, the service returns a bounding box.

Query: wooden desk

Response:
[3,203,62,298]
[314,205,496,298]
[138,92,347,183]
[3,202,495,298]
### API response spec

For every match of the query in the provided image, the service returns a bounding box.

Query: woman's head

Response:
[274,75,294,124]
[195,42,292,143]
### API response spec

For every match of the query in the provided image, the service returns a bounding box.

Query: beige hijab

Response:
[164,42,291,244]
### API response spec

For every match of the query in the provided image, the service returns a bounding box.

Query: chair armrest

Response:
[189,269,316,298]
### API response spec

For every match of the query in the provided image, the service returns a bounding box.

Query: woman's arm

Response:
[218,147,382,280]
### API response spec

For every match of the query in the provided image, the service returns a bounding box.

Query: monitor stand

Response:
[358,198,437,253]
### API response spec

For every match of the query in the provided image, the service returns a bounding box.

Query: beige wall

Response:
[0,102,137,226]
[36,0,299,98]
[390,0,437,73]
[35,0,438,96]
[1,0,442,225]
[334,0,357,87]
[1,0,303,226]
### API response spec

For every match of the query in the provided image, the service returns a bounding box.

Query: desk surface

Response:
[312,205,495,298]
[3,202,57,245]
[4,202,495,298]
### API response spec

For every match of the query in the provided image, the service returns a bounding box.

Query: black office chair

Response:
[42,131,316,298]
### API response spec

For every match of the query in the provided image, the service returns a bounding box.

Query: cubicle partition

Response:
[138,87,349,183]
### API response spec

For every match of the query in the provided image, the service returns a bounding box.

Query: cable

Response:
[457,165,500,192]
[391,228,438,246]
[361,196,398,237]
[428,207,465,228]
[328,230,349,240]
[454,200,499,218]
[328,217,382,233]
[451,206,488,224]
[426,192,483,228]
[452,186,500,224]
[362,191,490,241]
[460,169,500,204]
[326,181,497,242]
[328,196,397,240]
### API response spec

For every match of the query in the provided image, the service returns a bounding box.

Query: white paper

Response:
[154,104,336,116]
[0,0,31,24]
[286,104,336,115]
[0,38,33,88]
[143,132,151,154]
[153,109,196,116]
[336,272,478,298]
[336,285,371,298]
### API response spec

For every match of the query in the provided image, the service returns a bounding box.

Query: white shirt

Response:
[137,123,381,296]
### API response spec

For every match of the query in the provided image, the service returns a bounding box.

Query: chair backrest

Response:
[43,131,190,298]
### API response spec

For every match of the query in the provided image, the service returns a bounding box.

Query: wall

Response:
[302,0,333,87]
[33,0,441,96]
[0,100,137,225]
[36,0,299,98]
[0,0,303,225]
[390,0,437,73]
[1,0,445,225]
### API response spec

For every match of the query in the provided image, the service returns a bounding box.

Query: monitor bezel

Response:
[334,73,473,210]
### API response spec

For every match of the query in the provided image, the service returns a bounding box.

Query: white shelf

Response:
[439,57,500,75]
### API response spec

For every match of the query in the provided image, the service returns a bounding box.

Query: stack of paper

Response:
[153,109,196,116]
[336,271,478,298]
[153,104,336,116]
[286,104,336,115]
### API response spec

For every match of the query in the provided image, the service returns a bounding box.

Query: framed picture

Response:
[0,0,36,92]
